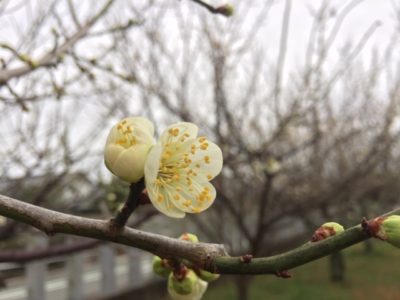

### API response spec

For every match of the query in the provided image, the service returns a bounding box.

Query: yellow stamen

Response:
[200,143,209,150]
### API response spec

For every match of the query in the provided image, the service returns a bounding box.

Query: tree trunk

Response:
[329,251,345,282]
[234,275,253,300]
[363,238,374,253]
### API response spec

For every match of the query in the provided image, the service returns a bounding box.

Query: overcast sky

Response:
[0,0,398,178]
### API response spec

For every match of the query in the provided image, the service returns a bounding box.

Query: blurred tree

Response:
[1,1,400,299]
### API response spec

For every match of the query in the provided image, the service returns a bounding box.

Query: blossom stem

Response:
[109,179,145,230]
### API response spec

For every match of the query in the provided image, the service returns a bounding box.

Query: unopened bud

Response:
[312,222,344,242]
[366,215,400,248]
[383,215,400,248]
[216,4,234,17]
[169,269,197,295]
[168,270,208,300]
[197,269,220,282]
[152,256,172,277]
[179,233,199,243]
[265,157,281,175]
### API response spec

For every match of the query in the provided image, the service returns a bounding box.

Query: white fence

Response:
[0,243,153,300]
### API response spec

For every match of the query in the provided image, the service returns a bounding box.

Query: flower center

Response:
[155,128,213,189]
[115,120,137,148]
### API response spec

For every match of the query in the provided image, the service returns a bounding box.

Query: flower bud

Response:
[369,215,400,248]
[265,157,281,175]
[197,269,220,282]
[168,270,208,300]
[152,256,172,278]
[168,270,197,296]
[179,233,199,243]
[216,4,234,17]
[104,117,155,183]
[311,222,344,242]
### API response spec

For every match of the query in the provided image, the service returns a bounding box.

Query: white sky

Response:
[0,0,398,178]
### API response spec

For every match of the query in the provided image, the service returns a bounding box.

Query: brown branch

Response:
[0,194,227,270]
[109,179,145,230]
[0,194,399,274]
[188,0,233,17]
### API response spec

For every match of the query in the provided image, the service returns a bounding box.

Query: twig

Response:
[188,0,233,17]
[109,179,145,230]
[0,0,114,86]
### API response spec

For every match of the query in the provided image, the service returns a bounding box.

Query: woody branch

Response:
[1,194,398,274]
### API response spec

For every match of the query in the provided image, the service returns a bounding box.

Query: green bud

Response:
[323,222,344,234]
[311,222,344,242]
[179,233,199,243]
[197,269,220,282]
[152,256,172,277]
[216,4,234,17]
[168,270,208,300]
[381,215,400,248]
[168,270,197,295]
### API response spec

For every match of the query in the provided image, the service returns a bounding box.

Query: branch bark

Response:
[0,194,398,274]
[109,179,145,230]
[188,0,233,17]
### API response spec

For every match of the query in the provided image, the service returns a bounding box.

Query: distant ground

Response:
[202,240,400,300]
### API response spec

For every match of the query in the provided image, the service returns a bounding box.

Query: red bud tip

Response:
[275,270,292,279]
[362,217,386,239]
[240,254,253,264]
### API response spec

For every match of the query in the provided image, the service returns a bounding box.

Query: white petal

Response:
[111,144,150,182]
[146,183,185,218]
[145,144,185,218]
[144,144,162,183]
[105,117,155,146]
[169,176,216,214]
[105,124,121,145]
[126,117,155,145]
[187,140,223,181]
[104,144,124,169]
[125,117,155,136]
[160,122,198,146]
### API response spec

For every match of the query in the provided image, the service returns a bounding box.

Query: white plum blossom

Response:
[104,117,155,183]
[144,122,223,218]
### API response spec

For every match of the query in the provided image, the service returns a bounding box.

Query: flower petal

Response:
[145,144,185,218]
[188,140,223,181]
[111,144,150,182]
[168,176,216,214]
[144,144,162,183]
[104,144,124,169]
[106,117,155,146]
[160,122,198,146]
[147,183,186,218]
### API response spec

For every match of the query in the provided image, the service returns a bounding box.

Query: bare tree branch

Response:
[188,0,233,17]
[0,0,114,86]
